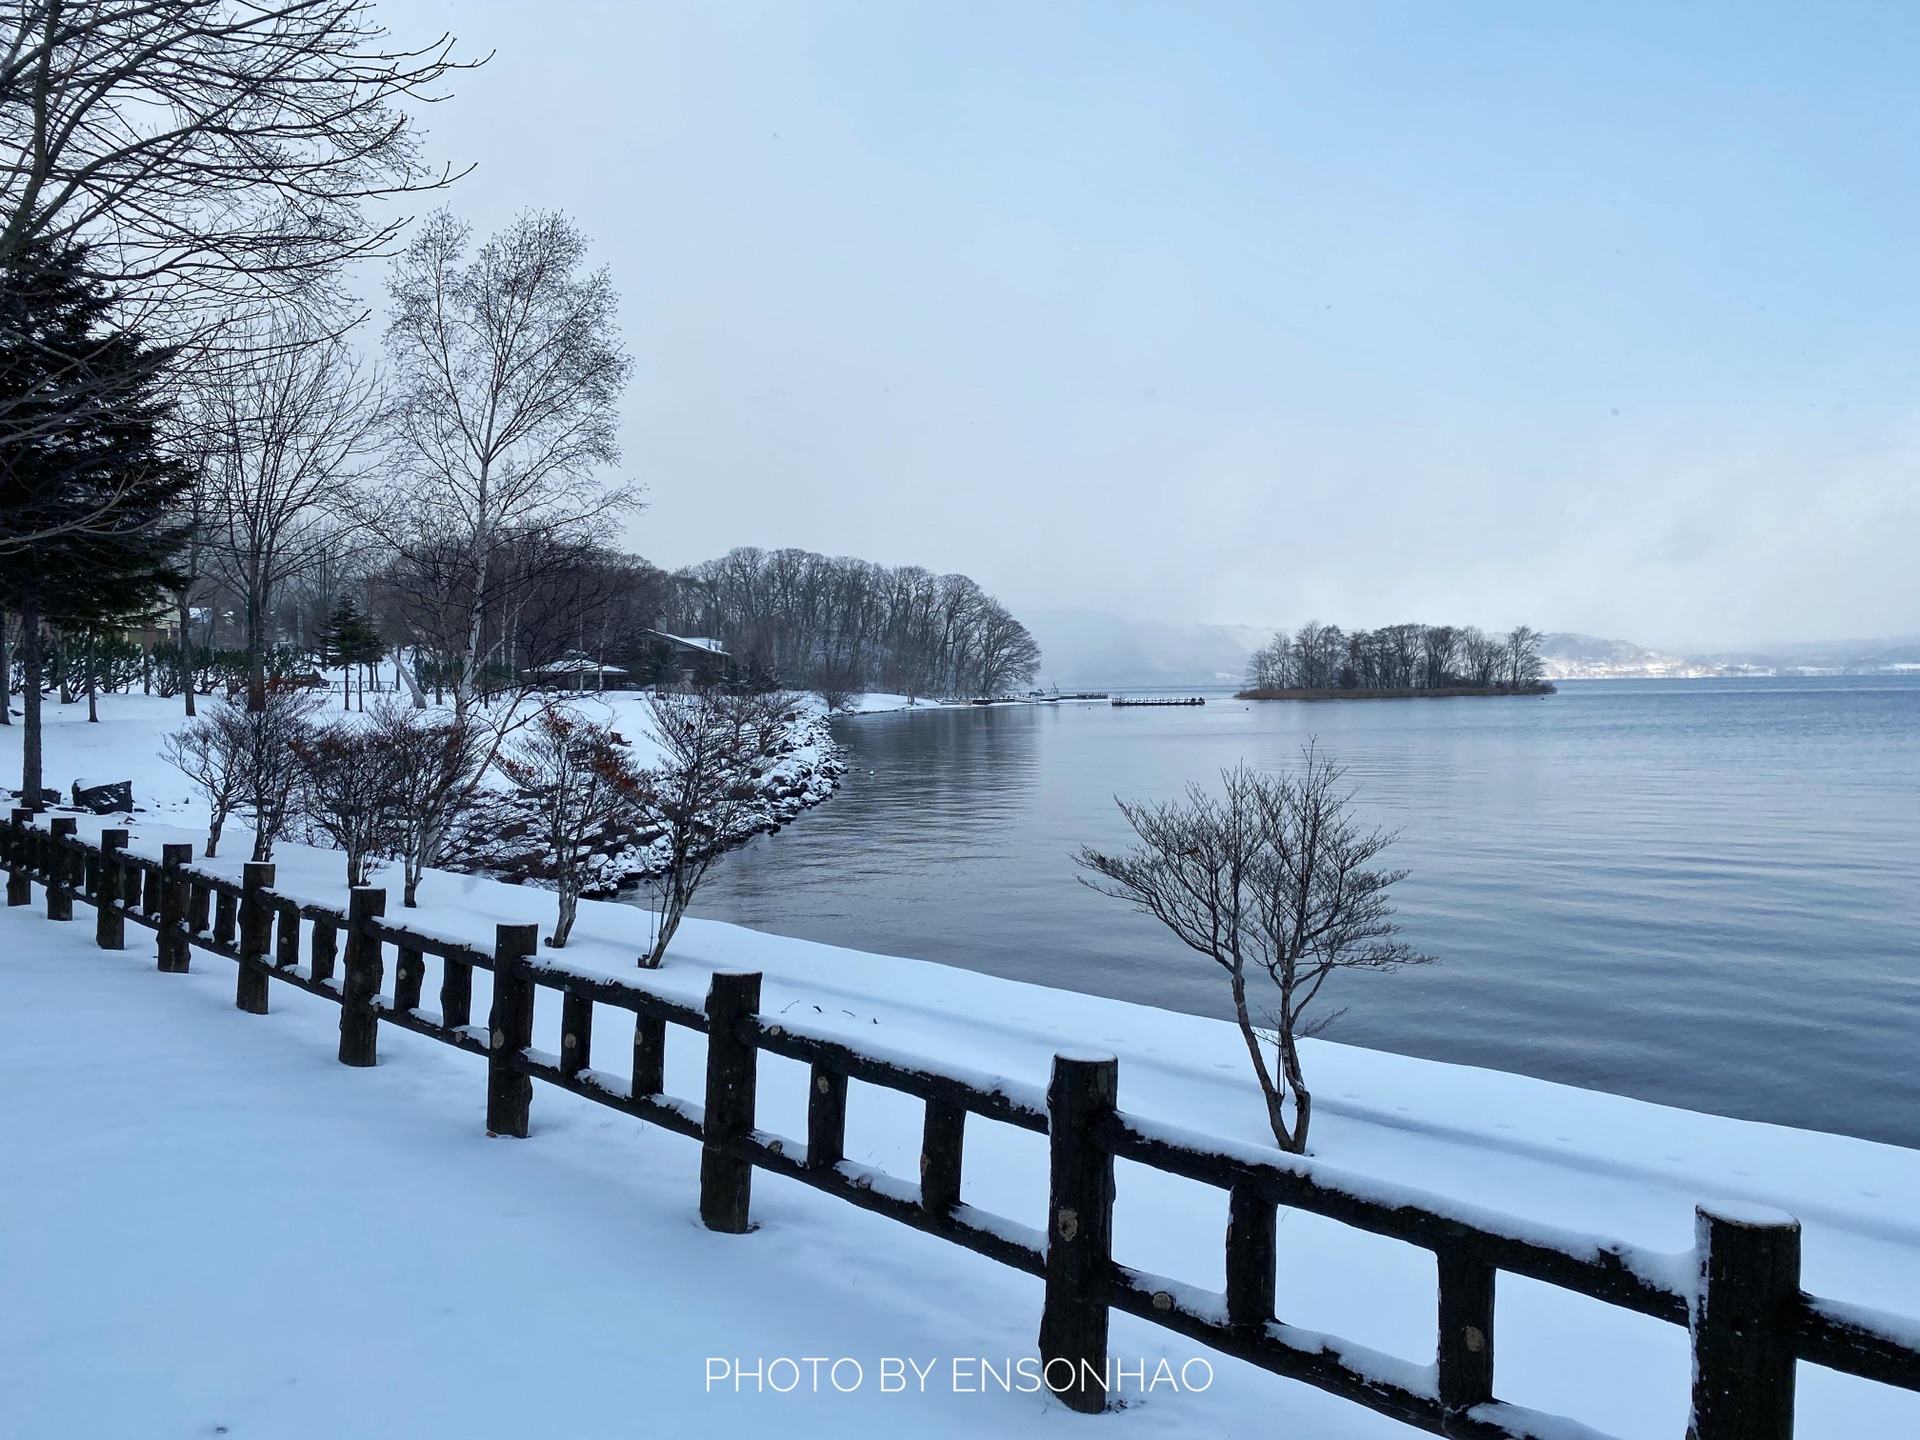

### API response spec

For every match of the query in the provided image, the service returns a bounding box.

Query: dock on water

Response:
[1111,695,1207,707]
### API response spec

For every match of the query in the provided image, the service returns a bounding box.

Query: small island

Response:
[1237,621,1555,699]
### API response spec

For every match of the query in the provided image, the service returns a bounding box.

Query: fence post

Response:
[1689,1205,1799,1440]
[561,990,593,1080]
[486,923,539,1137]
[158,844,193,972]
[921,1100,966,1218]
[188,876,210,936]
[1039,1051,1118,1414]
[95,829,128,950]
[394,940,425,1014]
[213,888,236,949]
[142,859,161,919]
[338,887,387,1066]
[699,971,762,1233]
[311,920,338,987]
[1437,1247,1497,1415]
[46,817,77,921]
[6,809,29,906]
[235,861,274,1013]
[632,1013,666,1097]
[275,898,301,969]
[807,1064,847,1171]
[440,947,472,1030]
[1226,1179,1278,1334]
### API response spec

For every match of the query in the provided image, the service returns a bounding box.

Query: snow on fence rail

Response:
[6,808,1918,1440]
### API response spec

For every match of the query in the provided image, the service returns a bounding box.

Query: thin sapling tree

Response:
[162,703,249,856]
[1075,748,1432,1153]
[234,687,320,861]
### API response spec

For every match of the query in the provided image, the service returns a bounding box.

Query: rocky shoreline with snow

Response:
[442,702,847,898]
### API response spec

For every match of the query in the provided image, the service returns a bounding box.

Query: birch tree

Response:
[381,210,635,716]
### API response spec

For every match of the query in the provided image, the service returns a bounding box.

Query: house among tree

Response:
[644,630,730,685]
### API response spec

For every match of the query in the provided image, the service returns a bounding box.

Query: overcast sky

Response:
[379,0,1919,650]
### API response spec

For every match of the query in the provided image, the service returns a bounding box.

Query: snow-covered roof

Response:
[646,630,729,656]
[529,653,629,676]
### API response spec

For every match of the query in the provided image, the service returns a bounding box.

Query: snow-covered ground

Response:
[4,699,1920,1438]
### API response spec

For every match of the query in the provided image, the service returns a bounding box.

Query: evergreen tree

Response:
[0,241,191,807]
[323,596,386,710]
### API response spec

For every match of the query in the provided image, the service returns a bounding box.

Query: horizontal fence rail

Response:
[5,811,1918,1438]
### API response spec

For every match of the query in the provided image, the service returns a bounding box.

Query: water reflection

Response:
[660,679,1920,1145]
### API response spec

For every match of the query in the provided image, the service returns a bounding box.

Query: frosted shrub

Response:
[497,710,647,949]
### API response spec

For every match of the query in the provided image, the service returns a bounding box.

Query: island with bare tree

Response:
[1239,621,1553,699]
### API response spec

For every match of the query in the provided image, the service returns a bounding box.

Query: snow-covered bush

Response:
[496,710,647,949]
[366,702,487,908]
[163,688,319,860]
[637,688,791,967]
[292,721,401,886]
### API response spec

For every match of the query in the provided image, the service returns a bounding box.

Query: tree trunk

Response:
[552,868,578,948]
[176,588,196,717]
[85,631,98,722]
[20,606,44,810]
[1228,965,1295,1152]
[0,612,10,726]
[393,649,428,708]
[1277,1030,1312,1153]
[246,582,268,713]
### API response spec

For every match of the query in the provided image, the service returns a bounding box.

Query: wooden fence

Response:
[5,809,1919,1439]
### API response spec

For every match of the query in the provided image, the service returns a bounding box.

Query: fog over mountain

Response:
[1028,610,1269,690]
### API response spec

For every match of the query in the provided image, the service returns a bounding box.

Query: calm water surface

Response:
[669,678,1920,1145]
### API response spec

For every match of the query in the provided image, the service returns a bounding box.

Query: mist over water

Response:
[671,677,1920,1146]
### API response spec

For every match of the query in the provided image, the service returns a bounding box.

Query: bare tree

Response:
[368,700,485,907]
[1505,625,1544,689]
[496,709,646,948]
[0,1,476,333]
[1076,749,1432,1153]
[292,720,397,885]
[162,702,249,855]
[381,210,636,715]
[233,686,319,861]
[190,313,382,709]
[637,688,789,967]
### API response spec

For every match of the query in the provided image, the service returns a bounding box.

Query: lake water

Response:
[672,677,1920,1146]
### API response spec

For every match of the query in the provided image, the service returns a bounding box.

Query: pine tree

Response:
[323,596,386,710]
[0,241,192,807]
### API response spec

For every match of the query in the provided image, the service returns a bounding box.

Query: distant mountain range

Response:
[1028,611,1920,688]
[1540,633,1920,679]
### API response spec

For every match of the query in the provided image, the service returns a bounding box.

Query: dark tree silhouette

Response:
[0,241,191,808]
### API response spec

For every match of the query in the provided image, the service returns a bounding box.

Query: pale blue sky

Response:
[379,0,1920,648]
